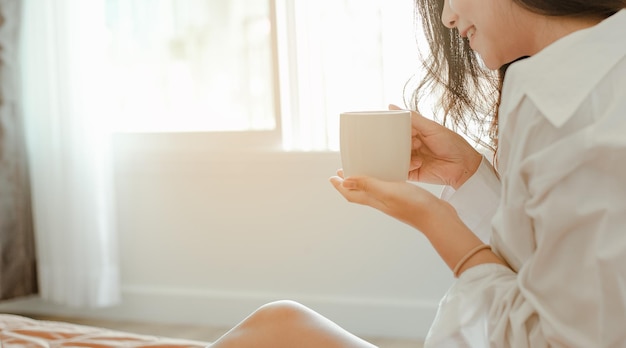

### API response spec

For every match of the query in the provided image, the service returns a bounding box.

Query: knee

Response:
[209,301,317,347]
[245,300,313,329]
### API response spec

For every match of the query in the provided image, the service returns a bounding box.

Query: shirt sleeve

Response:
[440,156,501,243]
[424,264,546,348]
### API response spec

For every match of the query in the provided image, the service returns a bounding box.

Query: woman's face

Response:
[441,0,530,69]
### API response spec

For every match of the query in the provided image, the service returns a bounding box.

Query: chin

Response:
[475,53,500,71]
[482,57,502,71]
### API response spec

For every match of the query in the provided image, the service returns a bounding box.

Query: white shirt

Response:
[425,10,626,348]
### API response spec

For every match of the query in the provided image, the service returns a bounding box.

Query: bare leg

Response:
[208,300,378,348]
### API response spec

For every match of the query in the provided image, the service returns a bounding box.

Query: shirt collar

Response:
[499,9,626,128]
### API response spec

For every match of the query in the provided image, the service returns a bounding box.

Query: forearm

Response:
[421,199,508,277]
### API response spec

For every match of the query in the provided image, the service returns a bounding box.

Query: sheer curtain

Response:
[0,0,38,301]
[19,0,120,307]
[277,0,419,151]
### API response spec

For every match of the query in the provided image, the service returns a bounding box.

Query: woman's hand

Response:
[389,104,482,189]
[330,171,508,275]
[329,170,448,231]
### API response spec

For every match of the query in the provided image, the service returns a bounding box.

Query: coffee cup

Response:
[340,110,411,181]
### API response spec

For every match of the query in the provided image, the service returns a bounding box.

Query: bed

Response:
[0,313,211,347]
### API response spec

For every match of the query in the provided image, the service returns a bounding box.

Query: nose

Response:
[441,0,458,29]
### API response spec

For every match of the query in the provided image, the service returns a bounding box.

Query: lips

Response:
[466,27,476,40]
[460,26,476,48]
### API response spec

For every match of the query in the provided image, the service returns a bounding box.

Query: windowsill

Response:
[112,130,281,152]
[111,131,340,166]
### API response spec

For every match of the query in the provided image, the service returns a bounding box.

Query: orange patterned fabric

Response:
[0,314,210,348]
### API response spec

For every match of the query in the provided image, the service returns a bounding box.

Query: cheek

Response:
[449,0,470,15]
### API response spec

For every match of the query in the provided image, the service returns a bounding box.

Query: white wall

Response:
[0,133,454,340]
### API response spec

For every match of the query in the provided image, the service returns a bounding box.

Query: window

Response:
[105,0,421,151]
[105,0,276,132]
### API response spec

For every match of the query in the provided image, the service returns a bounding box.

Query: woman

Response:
[209,0,626,347]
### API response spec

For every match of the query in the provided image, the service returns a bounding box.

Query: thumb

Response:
[389,103,419,113]
[389,103,421,114]
[389,104,440,135]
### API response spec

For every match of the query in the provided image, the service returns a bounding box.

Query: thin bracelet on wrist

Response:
[453,244,491,277]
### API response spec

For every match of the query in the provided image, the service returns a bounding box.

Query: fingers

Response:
[329,175,385,209]
[410,157,423,170]
[413,136,423,149]
[330,174,433,228]
[332,175,373,194]
[330,175,393,205]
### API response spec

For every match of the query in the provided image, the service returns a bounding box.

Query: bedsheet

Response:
[0,313,210,348]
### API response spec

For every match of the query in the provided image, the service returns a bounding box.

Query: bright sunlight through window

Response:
[105,0,423,151]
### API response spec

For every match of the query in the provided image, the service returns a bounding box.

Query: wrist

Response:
[418,200,504,270]
[418,198,461,237]
[454,246,505,277]
[453,244,491,277]
[451,151,482,190]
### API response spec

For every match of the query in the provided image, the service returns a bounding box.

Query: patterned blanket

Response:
[0,314,210,347]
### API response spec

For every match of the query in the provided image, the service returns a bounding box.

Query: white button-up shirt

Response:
[425,9,626,348]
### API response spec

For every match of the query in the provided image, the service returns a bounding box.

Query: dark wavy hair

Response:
[406,0,626,153]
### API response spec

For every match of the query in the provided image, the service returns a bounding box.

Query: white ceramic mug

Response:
[340,110,411,181]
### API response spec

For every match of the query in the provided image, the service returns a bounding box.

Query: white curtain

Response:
[19,0,120,307]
